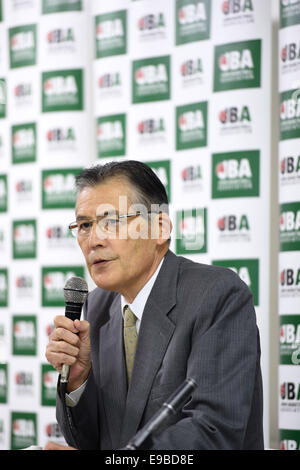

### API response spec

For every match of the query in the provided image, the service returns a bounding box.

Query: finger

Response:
[73,320,90,340]
[48,339,79,357]
[45,350,77,371]
[53,315,78,333]
[49,327,80,346]
[44,441,76,450]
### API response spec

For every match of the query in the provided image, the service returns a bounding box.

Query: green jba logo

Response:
[212,150,260,198]
[280,315,300,365]
[176,208,207,254]
[280,202,300,251]
[280,429,300,450]
[9,24,36,68]
[280,89,300,141]
[0,174,7,212]
[280,0,300,28]
[0,78,6,118]
[42,0,82,14]
[176,0,211,44]
[0,364,7,404]
[214,39,261,92]
[132,56,170,103]
[13,220,36,259]
[0,269,8,307]
[144,160,171,202]
[11,412,37,450]
[12,123,36,164]
[42,69,83,112]
[12,316,37,356]
[212,258,259,306]
[42,168,82,209]
[42,266,84,307]
[95,10,127,58]
[41,364,58,406]
[96,114,126,158]
[176,101,207,150]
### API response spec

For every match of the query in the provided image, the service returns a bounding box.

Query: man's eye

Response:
[79,222,91,231]
[102,218,119,231]
[106,218,119,226]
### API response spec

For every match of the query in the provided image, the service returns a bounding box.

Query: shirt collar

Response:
[121,257,164,322]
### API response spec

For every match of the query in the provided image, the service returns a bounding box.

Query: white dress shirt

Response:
[66,257,164,406]
[120,257,164,334]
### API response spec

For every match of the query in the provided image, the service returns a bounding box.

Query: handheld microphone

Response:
[60,276,88,384]
[125,377,197,450]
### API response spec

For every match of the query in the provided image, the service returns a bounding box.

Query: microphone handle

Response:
[61,301,84,384]
[65,301,83,321]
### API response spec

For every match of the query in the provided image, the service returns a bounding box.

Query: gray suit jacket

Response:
[56,250,264,450]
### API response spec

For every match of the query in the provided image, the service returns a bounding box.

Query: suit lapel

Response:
[120,250,179,446]
[99,295,127,449]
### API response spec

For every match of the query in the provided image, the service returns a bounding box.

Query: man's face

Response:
[75,177,167,301]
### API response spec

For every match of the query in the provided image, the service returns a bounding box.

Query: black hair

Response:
[75,160,169,212]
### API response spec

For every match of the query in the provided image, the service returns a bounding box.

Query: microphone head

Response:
[64,276,88,304]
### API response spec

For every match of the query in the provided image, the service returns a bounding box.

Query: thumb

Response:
[73,319,90,341]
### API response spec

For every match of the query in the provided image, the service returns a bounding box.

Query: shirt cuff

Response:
[65,380,87,407]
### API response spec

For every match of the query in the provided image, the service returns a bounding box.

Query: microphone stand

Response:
[125,378,197,450]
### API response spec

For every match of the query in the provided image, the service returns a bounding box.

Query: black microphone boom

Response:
[61,276,88,384]
[125,378,197,450]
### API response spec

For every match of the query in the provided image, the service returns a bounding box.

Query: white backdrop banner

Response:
[0,0,272,449]
[278,0,300,450]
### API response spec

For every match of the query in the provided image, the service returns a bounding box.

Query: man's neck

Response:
[121,248,168,303]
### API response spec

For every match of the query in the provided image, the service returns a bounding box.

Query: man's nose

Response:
[87,220,108,247]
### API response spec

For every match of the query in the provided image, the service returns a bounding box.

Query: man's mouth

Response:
[93,259,111,265]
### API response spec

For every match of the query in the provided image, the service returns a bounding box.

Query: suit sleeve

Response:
[56,367,100,450]
[55,295,101,450]
[150,270,263,450]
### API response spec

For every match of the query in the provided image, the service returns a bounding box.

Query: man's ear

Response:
[154,212,172,245]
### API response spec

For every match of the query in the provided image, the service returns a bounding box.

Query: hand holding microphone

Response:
[45,277,91,393]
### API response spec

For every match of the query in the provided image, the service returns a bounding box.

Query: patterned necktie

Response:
[123,305,138,385]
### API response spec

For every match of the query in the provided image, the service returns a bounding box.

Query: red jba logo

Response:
[47,28,74,44]
[137,118,165,135]
[280,382,300,400]
[217,214,249,232]
[280,268,300,286]
[280,155,300,175]
[281,43,300,62]
[45,423,64,439]
[219,106,251,124]
[222,0,254,15]
[137,13,165,31]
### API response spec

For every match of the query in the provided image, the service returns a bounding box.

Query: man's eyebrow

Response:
[75,215,90,221]
[76,211,118,221]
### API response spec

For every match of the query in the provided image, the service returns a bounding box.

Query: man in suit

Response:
[45,160,264,450]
